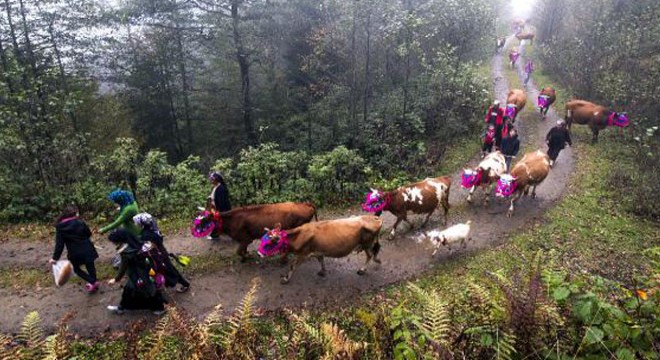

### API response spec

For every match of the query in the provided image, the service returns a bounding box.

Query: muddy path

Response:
[0,35,575,334]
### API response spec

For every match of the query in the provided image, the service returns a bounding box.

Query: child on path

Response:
[49,205,100,293]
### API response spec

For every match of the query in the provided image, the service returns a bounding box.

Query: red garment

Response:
[484,106,505,125]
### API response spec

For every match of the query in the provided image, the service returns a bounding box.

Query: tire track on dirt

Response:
[0,35,575,334]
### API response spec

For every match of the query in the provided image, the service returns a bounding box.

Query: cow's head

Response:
[496,174,518,197]
[537,95,550,109]
[461,168,483,189]
[258,224,289,257]
[361,188,390,215]
[505,104,517,119]
[607,111,629,128]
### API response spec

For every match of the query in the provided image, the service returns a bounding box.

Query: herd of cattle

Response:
[209,20,628,284]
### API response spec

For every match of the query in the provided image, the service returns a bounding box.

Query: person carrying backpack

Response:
[134,213,190,293]
[106,229,167,315]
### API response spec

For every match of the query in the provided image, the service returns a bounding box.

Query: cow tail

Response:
[307,202,318,221]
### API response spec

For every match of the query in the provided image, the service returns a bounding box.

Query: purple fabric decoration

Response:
[496,175,518,198]
[258,228,290,257]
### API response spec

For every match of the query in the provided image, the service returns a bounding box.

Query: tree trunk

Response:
[175,26,193,152]
[47,16,78,132]
[232,0,256,146]
[362,10,371,127]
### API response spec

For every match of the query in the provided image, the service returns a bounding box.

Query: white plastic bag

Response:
[52,260,73,287]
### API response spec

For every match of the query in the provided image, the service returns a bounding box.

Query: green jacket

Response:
[100,202,142,236]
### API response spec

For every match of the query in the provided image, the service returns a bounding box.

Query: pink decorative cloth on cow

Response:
[607,112,629,128]
[538,95,550,109]
[505,104,517,119]
[258,227,289,257]
[496,174,517,197]
[190,210,221,238]
[461,169,483,189]
[361,190,390,213]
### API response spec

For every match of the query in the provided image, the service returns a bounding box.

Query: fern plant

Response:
[406,282,451,357]
[0,333,15,360]
[17,311,45,360]
[220,278,260,359]
[287,309,366,360]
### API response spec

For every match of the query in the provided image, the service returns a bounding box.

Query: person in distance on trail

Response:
[106,229,167,315]
[481,125,496,158]
[546,119,572,168]
[523,59,534,86]
[509,49,520,69]
[49,205,100,294]
[206,172,231,240]
[134,213,190,293]
[99,189,142,236]
[500,128,520,172]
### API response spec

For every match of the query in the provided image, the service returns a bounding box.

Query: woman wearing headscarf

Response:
[99,189,142,236]
[106,229,167,315]
[134,213,190,293]
[207,172,231,240]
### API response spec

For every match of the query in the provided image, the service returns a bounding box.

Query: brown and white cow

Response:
[538,87,556,120]
[370,176,451,236]
[516,32,535,44]
[498,150,551,217]
[280,215,383,284]
[219,202,317,261]
[565,100,629,142]
[505,89,527,123]
[461,151,506,207]
[495,37,506,53]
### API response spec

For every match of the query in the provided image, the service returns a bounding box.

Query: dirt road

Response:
[0,35,575,334]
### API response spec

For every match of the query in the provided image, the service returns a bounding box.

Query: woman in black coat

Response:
[133,213,190,293]
[207,172,231,240]
[49,205,99,293]
[106,229,167,315]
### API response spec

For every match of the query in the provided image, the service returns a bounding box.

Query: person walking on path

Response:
[106,229,167,315]
[484,100,505,148]
[100,189,141,236]
[546,120,572,167]
[134,213,190,293]
[49,205,100,294]
[481,125,496,158]
[500,128,521,172]
[206,172,231,240]
[524,59,534,86]
[509,49,520,69]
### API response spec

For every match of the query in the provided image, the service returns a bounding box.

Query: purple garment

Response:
[524,61,534,74]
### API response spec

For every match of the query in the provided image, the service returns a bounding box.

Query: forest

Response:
[0,0,659,359]
[0,0,494,221]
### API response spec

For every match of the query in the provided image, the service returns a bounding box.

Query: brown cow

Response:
[516,32,535,44]
[461,151,506,207]
[370,176,451,236]
[280,215,383,284]
[565,100,629,142]
[219,202,317,261]
[538,87,556,120]
[499,150,551,217]
[505,89,527,123]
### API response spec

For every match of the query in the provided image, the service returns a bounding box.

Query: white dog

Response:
[417,221,472,256]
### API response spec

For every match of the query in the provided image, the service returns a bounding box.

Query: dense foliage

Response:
[532,0,660,219]
[0,0,494,222]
